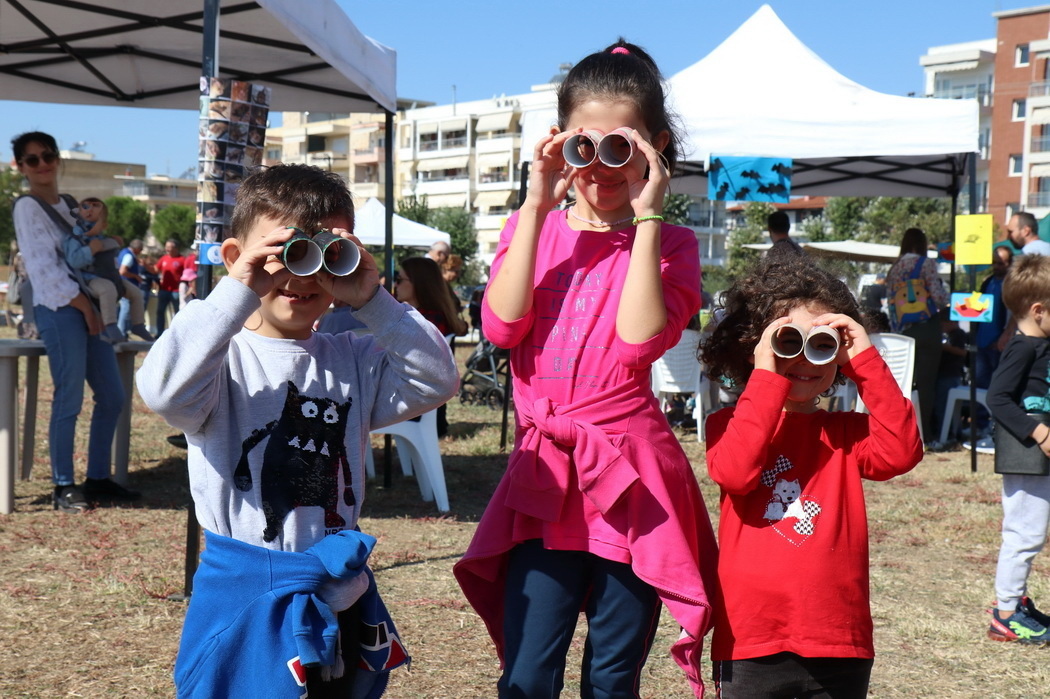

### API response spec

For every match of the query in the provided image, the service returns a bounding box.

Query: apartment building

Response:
[920,39,995,215]
[923,5,1050,226]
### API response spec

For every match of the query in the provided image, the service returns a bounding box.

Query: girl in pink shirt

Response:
[454,40,717,697]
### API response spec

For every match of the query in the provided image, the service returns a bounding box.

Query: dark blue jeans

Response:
[155,289,180,335]
[715,652,873,699]
[498,540,660,698]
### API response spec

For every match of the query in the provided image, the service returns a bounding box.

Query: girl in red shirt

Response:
[701,257,922,698]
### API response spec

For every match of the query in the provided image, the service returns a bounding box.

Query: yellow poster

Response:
[954,214,994,266]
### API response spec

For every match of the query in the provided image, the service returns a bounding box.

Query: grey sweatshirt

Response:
[137,277,459,551]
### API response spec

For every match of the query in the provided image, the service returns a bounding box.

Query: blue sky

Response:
[0,1,1031,176]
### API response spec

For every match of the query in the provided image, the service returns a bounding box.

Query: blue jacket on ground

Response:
[175,529,408,698]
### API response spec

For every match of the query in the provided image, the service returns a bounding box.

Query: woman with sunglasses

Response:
[11,131,140,512]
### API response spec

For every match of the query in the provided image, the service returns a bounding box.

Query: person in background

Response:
[973,245,1014,437]
[155,239,185,335]
[118,238,149,336]
[766,210,804,259]
[886,227,949,441]
[11,130,139,511]
[394,256,467,438]
[931,308,968,447]
[426,239,450,267]
[1007,211,1050,257]
[986,254,1050,645]
[179,266,197,307]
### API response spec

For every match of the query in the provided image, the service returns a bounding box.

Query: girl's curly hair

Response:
[700,256,863,388]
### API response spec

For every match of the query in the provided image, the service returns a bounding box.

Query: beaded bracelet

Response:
[633,215,664,226]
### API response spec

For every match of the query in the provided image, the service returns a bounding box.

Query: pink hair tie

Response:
[611,47,630,55]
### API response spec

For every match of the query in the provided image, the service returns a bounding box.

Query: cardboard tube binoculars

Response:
[770,323,841,365]
[562,127,635,168]
[281,228,361,277]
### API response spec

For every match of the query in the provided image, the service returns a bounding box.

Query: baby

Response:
[65,198,153,343]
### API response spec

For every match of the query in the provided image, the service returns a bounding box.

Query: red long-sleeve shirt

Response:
[706,346,922,661]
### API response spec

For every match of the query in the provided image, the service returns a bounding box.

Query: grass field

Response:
[1,335,1048,697]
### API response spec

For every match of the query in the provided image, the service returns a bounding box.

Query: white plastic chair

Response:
[939,386,989,444]
[363,333,453,512]
[365,408,449,512]
[651,329,702,413]
[857,333,924,443]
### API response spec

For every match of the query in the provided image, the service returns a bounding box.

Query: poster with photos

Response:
[196,76,270,261]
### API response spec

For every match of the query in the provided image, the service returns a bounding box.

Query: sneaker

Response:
[130,324,155,342]
[962,437,995,455]
[988,607,1050,645]
[1021,596,1050,628]
[83,477,141,502]
[53,485,90,513]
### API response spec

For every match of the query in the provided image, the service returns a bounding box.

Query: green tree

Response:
[0,169,26,264]
[151,204,197,249]
[663,192,692,226]
[104,196,150,242]
[397,194,430,226]
[430,207,478,262]
[857,196,952,245]
[824,197,873,240]
[725,201,775,280]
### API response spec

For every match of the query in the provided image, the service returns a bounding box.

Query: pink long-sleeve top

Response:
[453,209,718,696]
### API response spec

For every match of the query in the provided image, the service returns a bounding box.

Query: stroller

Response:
[458,337,510,410]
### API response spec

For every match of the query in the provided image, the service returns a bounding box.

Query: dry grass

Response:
[1,335,1049,697]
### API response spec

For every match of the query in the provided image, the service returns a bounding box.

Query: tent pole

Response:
[966,152,979,474]
[173,0,220,603]
[383,109,395,489]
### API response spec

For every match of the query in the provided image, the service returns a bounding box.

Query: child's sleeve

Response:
[352,289,460,431]
[481,211,535,349]
[612,224,701,369]
[706,369,789,494]
[844,346,923,480]
[987,338,1040,442]
[136,277,258,434]
[63,229,94,270]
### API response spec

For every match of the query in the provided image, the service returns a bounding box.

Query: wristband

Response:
[632,215,664,226]
[1040,431,1050,446]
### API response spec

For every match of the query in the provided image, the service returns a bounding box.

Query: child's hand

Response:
[522,132,577,213]
[754,316,794,375]
[222,225,295,298]
[812,312,872,364]
[316,229,380,309]
[625,129,670,220]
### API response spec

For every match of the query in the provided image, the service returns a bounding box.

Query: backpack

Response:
[891,256,937,331]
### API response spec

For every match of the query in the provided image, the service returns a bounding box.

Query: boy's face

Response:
[237,214,350,340]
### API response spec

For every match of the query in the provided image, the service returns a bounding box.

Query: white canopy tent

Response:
[354,197,450,249]
[0,0,396,113]
[667,5,979,198]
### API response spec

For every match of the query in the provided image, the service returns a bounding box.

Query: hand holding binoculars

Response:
[562,127,636,169]
[770,324,841,366]
[281,228,361,277]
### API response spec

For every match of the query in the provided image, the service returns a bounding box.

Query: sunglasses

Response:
[18,151,58,168]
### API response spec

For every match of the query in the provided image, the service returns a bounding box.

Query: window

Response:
[1009,155,1023,176]
[1014,99,1027,121]
[1017,43,1030,67]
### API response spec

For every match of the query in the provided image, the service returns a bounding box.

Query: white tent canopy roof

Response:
[0,0,397,113]
[743,240,938,264]
[354,198,450,249]
[667,5,978,198]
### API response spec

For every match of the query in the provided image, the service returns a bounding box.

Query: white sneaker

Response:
[962,437,995,455]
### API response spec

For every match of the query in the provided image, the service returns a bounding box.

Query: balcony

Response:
[352,146,384,164]
[931,85,990,106]
[1028,191,1050,209]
